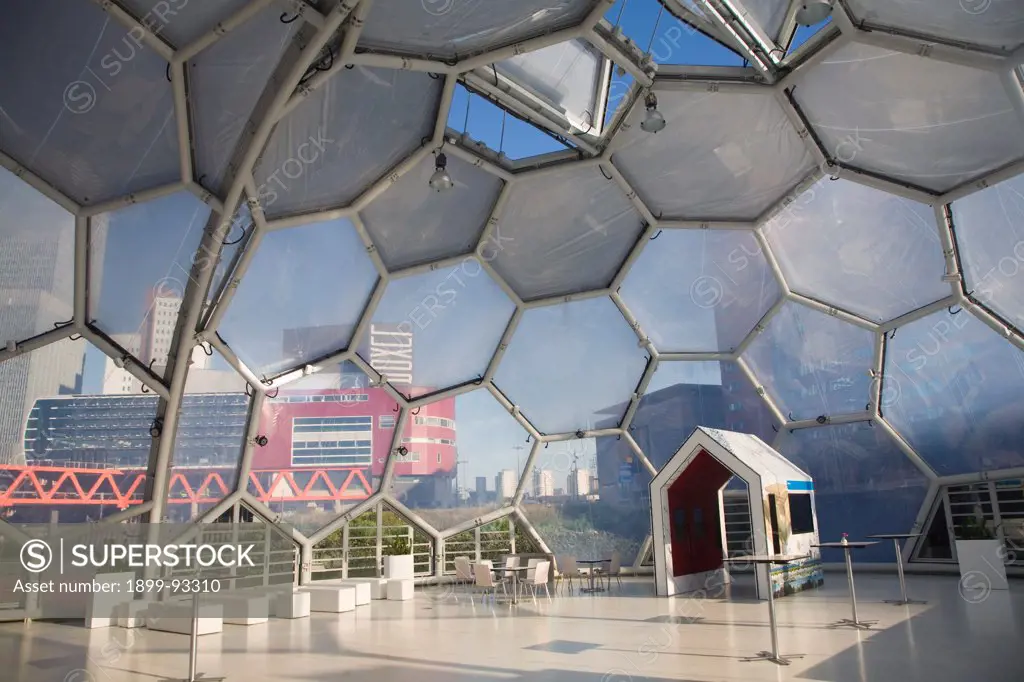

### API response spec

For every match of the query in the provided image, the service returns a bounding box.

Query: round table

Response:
[492,566,530,604]
[812,540,878,629]
[577,559,610,593]
[867,533,926,605]
[723,554,809,666]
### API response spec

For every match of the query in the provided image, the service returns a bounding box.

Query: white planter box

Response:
[383,555,414,580]
[956,539,1008,591]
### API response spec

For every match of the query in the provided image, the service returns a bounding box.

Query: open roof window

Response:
[446,83,576,162]
[604,0,747,67]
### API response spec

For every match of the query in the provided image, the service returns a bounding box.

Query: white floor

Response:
[2,573,1022,682]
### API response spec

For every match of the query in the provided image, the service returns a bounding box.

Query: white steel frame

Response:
[2,0,1024,579]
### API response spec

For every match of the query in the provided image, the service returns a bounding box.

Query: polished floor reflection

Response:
[1,574,1022,682]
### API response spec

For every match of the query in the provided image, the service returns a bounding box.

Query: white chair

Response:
[473,562,507,604]
[525,560,551,599]
[526,558,542,580]
[504,555,520,570]
[454,556,474,596]
[600,551,622,590]
[558,556,582,594]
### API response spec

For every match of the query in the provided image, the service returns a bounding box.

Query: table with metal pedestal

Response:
[492,566,530,604]
[577,559,610,593]
[723,554,809,666]
[866,533,927,605]
[812,541,878,629]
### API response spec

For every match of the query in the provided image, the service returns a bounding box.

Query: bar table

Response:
[867,533,926,605]
[491,565,530,604]
[812,538,878,629]
[577,559,610,593]
[723,554,809,666]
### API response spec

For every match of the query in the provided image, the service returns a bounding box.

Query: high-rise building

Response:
[495,469,517,501]
[0,178,91,464]
[102,333,142,394]
[567,469,590,497]
[475,476,487,498]
[101,292,215,396]
[532,469,554,498]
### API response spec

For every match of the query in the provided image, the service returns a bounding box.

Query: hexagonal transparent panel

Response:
[445,515,521,573]
[119,0,253,48]
[357,260,515,398]
[189,4,299,192]
[775,422,929,562]
[605,0,746,67]
[443,511,530,574]
[742,301,874,421]
[1,169,75,345]
[389,390,527,530]
[619,230,779,352]
[883,309,1024,476]
[613,90,814,220]
[494,297,648,434]
[359,0,595,59]
[495,39,603,132]
[254,67,440,218]
[0,0,179,204]
[361,154,503,271]
[249,360,384,537]
[846,0,1024,50]
[1,337,153,523]
[792,42,1024,193]
[166,347,251,522]
[89,191,212,363]
[218,218,379,377]
[762,178,948,323]
[522,437,650,566]
[310,504,375,579]
[492,164,645,300]
[630,361,778,471]
[952,171,1024,331]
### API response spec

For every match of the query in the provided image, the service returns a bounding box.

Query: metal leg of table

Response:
[884,538,927,605]
[169,593,225,682]
[829,548,877,630]
[742,564,803,666]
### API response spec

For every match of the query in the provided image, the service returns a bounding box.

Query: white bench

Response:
[386,579,414,601]
[146,600,223,635]
[270,591,310,619]
[206,594,270,625]
[300,586,356,613]
[114,600,152,628]
[351,578,388,600]
[318,580,372,605]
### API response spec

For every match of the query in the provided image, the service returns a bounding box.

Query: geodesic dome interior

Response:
[2,0,1024,570]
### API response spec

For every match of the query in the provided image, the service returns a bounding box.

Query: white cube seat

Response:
[114,600,152,629]
[386,579,414,601]
[84,572,135,628]
[206,594,269,625]
[146,601,223,635]
[325,580,371,605]
[300,586,356,613]
[270,591,310,619]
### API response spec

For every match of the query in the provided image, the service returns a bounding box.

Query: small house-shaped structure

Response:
[650,427,823,599]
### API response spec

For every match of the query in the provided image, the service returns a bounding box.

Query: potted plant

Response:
[955,516,1008,591]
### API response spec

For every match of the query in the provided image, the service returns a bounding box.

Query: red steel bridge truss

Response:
[0,464,374,509]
